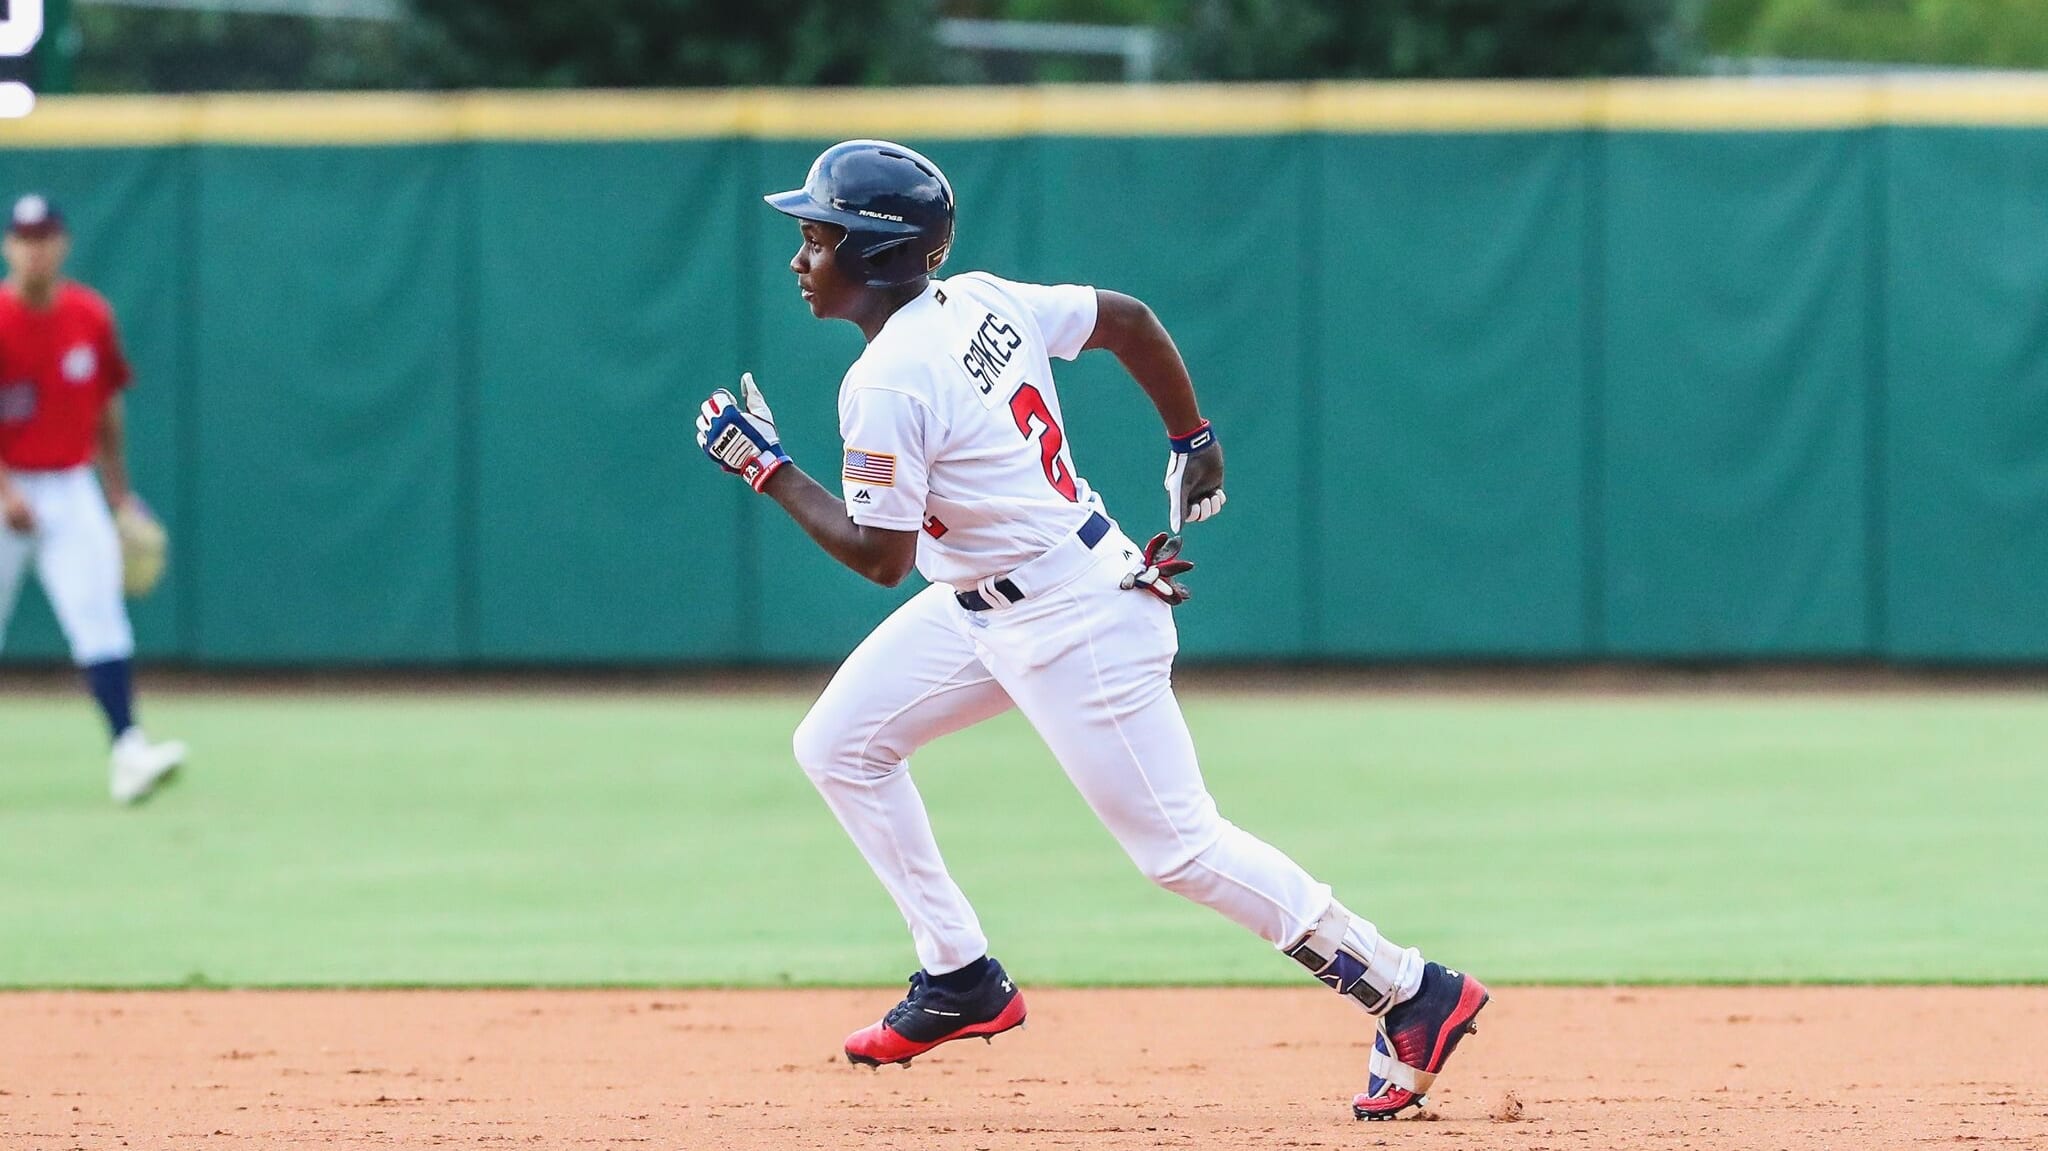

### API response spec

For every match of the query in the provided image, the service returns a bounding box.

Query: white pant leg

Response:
[22,468,134,666]
[794,583,1015,975]
[0,515,29,654]
[978,542,1417,993]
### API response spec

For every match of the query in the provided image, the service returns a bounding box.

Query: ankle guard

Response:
[1285,902,1405,1016]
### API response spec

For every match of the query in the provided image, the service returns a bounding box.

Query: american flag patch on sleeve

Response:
[843,448,898,487]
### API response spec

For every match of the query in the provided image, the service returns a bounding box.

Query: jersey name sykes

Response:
[961,312,1023,397]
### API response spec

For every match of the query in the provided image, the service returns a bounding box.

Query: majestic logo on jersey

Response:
[851,488,873,504]
[842,448,898,487]
[961,312,1023,397]
[62,344,97,385]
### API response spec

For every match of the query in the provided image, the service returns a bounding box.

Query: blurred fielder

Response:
[0,194,184,804]
[696,141,1486,1118]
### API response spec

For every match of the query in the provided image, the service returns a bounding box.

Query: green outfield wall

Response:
[1,80,2045,665]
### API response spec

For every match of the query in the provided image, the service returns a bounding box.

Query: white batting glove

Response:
[1165,420,1225,532]
[696,372,791,493]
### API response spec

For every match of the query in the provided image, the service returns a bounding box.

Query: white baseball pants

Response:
[794,524,1420,995]
[0,465,135,666]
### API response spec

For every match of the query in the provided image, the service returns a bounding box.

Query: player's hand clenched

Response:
[1165,421,1224,532]
[696,373,792,494]
[1,486,33,535]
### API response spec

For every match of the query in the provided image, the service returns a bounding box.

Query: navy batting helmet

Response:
[764,140,954,288]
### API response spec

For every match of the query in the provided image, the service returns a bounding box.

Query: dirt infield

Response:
[4,987,2042,1150]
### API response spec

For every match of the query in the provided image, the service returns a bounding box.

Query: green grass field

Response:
[2,690,2044,987]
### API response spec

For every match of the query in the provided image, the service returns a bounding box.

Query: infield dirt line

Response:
[3,986,2041,1150]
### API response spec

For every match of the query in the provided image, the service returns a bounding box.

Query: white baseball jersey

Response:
[836,271,1107,587]
[794,268,1430,1023]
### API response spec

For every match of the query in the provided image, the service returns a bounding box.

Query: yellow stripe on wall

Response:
[6,76,2048,147]
[1599,79,1885,130]
[0,97,200,147]
[1879,75,2048,125]
[1312,82,1599,132]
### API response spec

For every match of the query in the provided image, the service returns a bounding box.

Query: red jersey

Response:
[0,281,133,471]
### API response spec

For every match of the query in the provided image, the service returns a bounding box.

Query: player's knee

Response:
[791,711,841,782]
[793,708,880,785]
[1137,844,1208,894]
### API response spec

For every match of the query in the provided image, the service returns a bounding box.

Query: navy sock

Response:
[928,956,991,993]
[82,657,135,741]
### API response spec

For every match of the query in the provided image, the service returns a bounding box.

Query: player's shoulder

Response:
[941,270,1026,299]
[940,270,1094,318]
[841,335,940,405]
[59,281,116,319]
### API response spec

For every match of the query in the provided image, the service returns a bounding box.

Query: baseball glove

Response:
[116,496,168,598]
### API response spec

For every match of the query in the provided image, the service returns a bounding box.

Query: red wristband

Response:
[1168,420,1215,454]
[745,453,788,493]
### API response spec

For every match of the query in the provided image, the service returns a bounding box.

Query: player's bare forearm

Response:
[1083,288,1225,528]
[761,464,919,588]
[1084,289,1204,437]
[95,397,131,507]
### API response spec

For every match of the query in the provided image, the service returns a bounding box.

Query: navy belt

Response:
[956,511,1110,612]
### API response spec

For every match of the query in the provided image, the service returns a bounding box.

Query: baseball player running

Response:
[0,194,185,804]
[695,141,1486,1119]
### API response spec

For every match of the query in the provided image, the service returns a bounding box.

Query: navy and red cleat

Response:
[844,957,1027,1067]
[1353,961,1489,1120]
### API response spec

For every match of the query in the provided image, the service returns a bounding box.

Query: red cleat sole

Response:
[844,992,1028,1068]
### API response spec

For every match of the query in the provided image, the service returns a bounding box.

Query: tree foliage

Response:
[71,8,414,93]
[1705,0,2048,68]
[64,0,1700,94]
[1171,0,1690,80]
[407,0,944,88]
[68,0,945,93]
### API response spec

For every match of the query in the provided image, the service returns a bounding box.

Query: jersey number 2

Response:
[1008,383,1078,502]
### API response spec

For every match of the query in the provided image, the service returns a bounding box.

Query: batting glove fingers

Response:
[1121,531,1196,606]
[696,373,790,493]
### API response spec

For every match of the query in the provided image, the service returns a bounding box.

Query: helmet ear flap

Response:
[851,233,922,287]
[859,234,915,261]
[851,228,952,285]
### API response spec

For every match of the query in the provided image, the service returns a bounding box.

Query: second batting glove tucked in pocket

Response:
[1121,532,1195,606]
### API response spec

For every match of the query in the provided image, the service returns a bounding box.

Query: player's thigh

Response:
[0,526,30,649]
[990,579,1220,869]
[31,471,132,664]
[795,583,1014,775]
